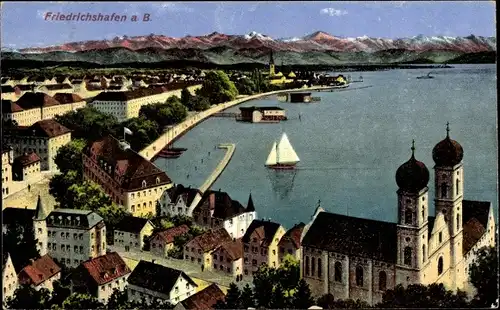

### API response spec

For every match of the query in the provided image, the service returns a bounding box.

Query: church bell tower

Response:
[269,50,275,76]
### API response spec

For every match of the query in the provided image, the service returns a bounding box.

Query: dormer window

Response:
[156,177,160,184]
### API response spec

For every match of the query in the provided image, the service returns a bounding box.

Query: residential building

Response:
[159,184,201,217]
[113,216,155,251]
[300,130,496,305]
[38,208,107,268]
[1,85,17,100]
[127,260,198,305]
[183,228,232,270]
[1,92,85,126]
[242,219,286,276]
[3,253,18,303]
[82,135,173,217]
[2,146,14,197]
[18,254,61,291]
[192,191,256,239]
[173,283,226,310]
[150,224,190,257]
[211,238,244,279]
[27,76,56,86]
[278,222,306,263]
[72,252,131,304]
[38,84,74,96]
[2,119,72,172]
[12,152,41,181]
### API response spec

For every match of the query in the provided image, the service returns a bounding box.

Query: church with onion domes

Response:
[299,124,496,305]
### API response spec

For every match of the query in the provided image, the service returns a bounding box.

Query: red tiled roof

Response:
[53,93,84,104]
[42,83,73,91]
[278,222,306,249]
[188,228,232,253]
[153,224,190,244]
[180,283,225,310]
[218,238,243,261]
[84,135,172,191]
[14,152,41,166]
[463,218,486,255]
[16,92,60,109]
[18,254,61,286]
[81,252,131,286]
[2,100,24,113]
[4,119,71,138]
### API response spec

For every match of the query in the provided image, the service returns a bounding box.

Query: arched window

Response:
[438,257,443,275]
[456,179,460,195]
[142,180,147,188]
[422,206,425,221]
[311,257,316,277]
[334,262,342,282]
[156,177,160,184]
[355,266,364,287]
[405,208,413,225]
[379,271,387,291]
[404,247,412,266]
[441,183,448,198]
[456,214,460,231]
[422,244,426,262]
[305,256,310,276]
[318,258,322,277]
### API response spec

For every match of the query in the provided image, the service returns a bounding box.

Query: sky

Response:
[0,1,496,49]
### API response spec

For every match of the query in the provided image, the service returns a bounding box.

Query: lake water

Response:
[155,64,497,229]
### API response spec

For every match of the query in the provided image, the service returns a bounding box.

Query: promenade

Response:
[140,86,335,160]
[108,245,253,290]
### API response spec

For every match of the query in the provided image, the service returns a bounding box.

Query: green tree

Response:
[55,106,118,141]
[114,117,160,151]
[190,95,211,111]
[49,279,72,307]
[199,70,238,105]
[271,284,290,309]
[235,78,256,95]
[292,279,315,309]
[107,289,141,310]
[6,284,51,309]
[469,246,498,307]
[166,95,181,105]
[180,88,194,108]
[54,139,86,175]
[49,170,82,205]
[139,101,187,129]
[61,293,104,309]
[317,293,336,309]
[378,283,469,308]
[253,265,276,308]
[240,283,255,309]
[64,180,113,211]
[224,283,242,309]
[3,222,40,272]
[276,254,300,294]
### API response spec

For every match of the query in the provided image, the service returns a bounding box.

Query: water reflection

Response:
[267,169,298,200]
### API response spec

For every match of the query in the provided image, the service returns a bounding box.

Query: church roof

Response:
[462,200,491,254]
[302,212,398,263]
[432,125,463,167]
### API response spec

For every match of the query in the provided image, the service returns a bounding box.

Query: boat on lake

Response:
[417,72,435,79]
[265,133,300,170]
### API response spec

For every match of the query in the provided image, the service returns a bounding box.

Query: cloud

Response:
[320,8,348,17]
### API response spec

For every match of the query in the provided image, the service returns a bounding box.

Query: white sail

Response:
[265,141,278,166]
[277,133,300,164]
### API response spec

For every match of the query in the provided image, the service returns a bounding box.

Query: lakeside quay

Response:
[139,85,335,160]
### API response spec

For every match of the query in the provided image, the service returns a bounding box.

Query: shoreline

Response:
[139,85,337,160]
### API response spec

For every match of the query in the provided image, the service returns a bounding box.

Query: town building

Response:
[211,238,244,279]
[1,92,85,126]
[17,254,61,291]
[2,253,18,304]
[239,106,286,123]
[12,152,41,181]
[35,208,107,268]
[72,252,131,304]
[159,184,201,217]
[300,128,496,305]
[2,146,14,197]
[113,216,155,251]
[266,51,296,85]
[242,219,286,276]
[278,222,305,263]
[2,119,72,172]
[150,224,190,257]
[192,191,256,239]
[183,227,232,269]
[82,135,173,217]
[127,260,198,305]
[173,283,226,310]
[38,84,74,96]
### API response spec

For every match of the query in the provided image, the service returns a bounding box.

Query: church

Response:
[266,50,297,85]
[300,125,496,305]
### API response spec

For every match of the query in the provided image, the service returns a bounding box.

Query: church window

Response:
[422,206,425,221]
[441,183,448,198]
[142,180,147,188]
[311,257,316,276]
[379,271,387,291]
[318,258,322,277]
[456,214,460,231]
[438,257,443,275]
[355,266,364,287]
[439,232,442,243]
[305,256,310,276]
[422,197,425,201]
[405,208,413,225]
[404,247,412,266]
[334,262,342,282]
[156,177,160,184]
[456,179,460,195]
[423,245,426,262]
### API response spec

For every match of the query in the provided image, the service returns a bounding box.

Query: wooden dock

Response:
[187,143,236,215]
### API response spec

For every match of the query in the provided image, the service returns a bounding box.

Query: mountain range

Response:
[2,31,496,66]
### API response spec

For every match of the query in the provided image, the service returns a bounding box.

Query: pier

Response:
[187,143,236,215]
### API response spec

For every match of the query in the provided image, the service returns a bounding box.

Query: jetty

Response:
[187,143,236,215]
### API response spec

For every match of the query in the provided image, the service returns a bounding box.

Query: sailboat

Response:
[265,133,300,170]
[416,72,434,79]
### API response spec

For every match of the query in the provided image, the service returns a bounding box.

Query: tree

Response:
[190,95,211,111]
[64,180,113,211]
[235,78,256,95]
[3,222,40,271]
[214,283,240,309]
[55,106,118,141]
[253,265,276,308]
[180,88,194,108]
[292,279,315,309]
[276,254,300,294]
[113,117,160,151]
[378,283,469,308]
[107,289,141,310]
[469,246,498,307]
[199,70,239,105]
[271,284,290,309]
[54,138,86,175]
[49,279,72,307]
[6,284,51,309]
[166,95,181,105]
[139,101,187,129]
[317,293,336,309]
[61,293,104,309]
[49,170,82,205]
[240,283,255,309]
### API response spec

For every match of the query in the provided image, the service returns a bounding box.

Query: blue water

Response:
[155,64,497,229]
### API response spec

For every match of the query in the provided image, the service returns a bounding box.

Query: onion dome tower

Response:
[432,122,463,167]
[396,140,430,192]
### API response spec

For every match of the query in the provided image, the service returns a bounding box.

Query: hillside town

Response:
[1,50,498,310]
